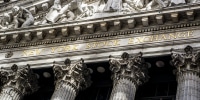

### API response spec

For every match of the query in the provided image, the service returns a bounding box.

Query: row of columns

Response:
[171,46,200,100]
[0,45,199,100]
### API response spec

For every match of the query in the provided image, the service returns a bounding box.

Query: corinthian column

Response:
[109,52,149,100]
[51,58,91,100]
[0,64,39,100]
[171,46,200,100]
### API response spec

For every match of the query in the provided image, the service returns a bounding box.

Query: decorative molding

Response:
[171,45,200,100]
[0,64,39,95]
[0,2,200,50]
[0,21,199,50]
[109,52,149,87]
[53,58,92,93]
[171,45,200,75]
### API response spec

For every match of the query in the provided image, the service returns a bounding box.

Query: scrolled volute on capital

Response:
[0,64,39,95]
[109,52,149,86]
[53,58,92,91]
[171,45,200,74]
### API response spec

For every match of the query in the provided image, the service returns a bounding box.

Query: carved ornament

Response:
[109,52,149,87]
[53,58,92,93]
[171,45,200,75]
[0,64,39,95]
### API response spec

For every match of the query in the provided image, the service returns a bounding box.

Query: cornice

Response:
[0,3,200,50]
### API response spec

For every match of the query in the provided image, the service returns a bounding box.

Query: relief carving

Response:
[0,0,199,28]
[40,0,80,24]
[0,13,13,29]
[0,64,39,95]
[53,58,92,92]
[12,6,34,28]
[171,45,200,75]
[109,52,149,86]
[169,0,186,6]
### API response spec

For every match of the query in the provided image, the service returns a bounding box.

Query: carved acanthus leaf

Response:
[0,64,39,95]
[53,58,92,92]
[171,45,200,74]
[109,52,149,86]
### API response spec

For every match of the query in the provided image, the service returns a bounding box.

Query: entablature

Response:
[0,3,200,49]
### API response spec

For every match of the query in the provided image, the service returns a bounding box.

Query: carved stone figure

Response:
[41,0,62,24]
[103,0,122,12]
[169,0,186,6]
[51,58,91,100]
[0,13,14,29]
[144,0,169,10]
[76,4,95,20]
[0,64,39,100]
[122,2,138,12]
[41,0,77,24]
[12,6,34,28]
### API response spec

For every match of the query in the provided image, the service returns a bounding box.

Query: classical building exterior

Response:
[0,0,200,100]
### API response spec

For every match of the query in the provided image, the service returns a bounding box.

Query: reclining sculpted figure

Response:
[144,0,169,10]
[41,0,77,24]
[12,6,34,28]
[103,0,149,12]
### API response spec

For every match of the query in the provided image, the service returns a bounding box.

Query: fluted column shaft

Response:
[171,46,200,100]
[176,72,200,100]
[51,81,76,100]
[0,64,38,100]
[51,58,91,100]
[110,78,136,100]
[109,52,149,100]
[0,87,23,100]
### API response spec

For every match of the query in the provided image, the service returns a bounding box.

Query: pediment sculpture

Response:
[0,6,34,29]
[0,0,200,29]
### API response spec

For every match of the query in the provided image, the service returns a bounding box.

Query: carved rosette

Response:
[171,46,200,100]
[51,58,91,100]
[0,64,39,100]
[109,52,149,100]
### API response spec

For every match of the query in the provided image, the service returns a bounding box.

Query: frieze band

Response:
[0,0,198,30]
[0,30,194,59]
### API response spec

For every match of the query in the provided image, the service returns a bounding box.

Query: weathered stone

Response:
[1,35,9,44]
[171,46,200,100]
[127,19,136,29]
[87,24,94,34]
[25,32,33,41]
[61,28,68,37]
[51,58,91,100]
[48,29,57,38]
[12,34,21,43]
[156,14,164,25]
[29,6,37,15]
[171,12,179,23]
[0,64,39,100]
[41,2,49,11]
[37,31,45,40]
[186,10,194,21]
[142,17,149,27]
[109,52,149,100]
[100,22,107,32]
[74,26,81,35]
[114,20,121,30]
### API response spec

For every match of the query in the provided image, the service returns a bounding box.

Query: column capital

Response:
[109,52,149,87]
[171,45,200,75]
[0,64,39,95]
[53,58,92,93]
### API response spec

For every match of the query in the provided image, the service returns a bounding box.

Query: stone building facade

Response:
[0,0,200,100]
